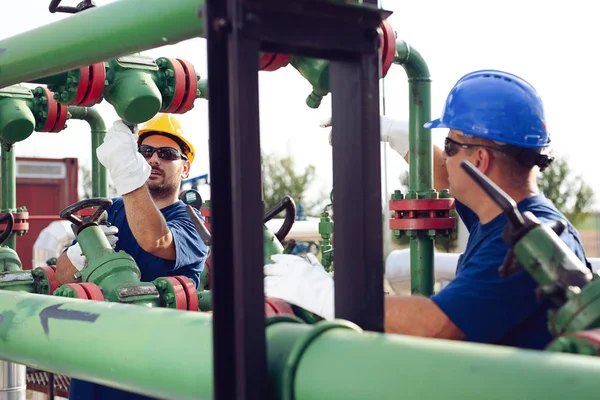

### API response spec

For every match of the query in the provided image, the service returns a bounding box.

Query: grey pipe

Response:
[0,361,26,400]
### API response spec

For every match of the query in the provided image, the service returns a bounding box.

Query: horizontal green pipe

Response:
[0,291,212,400]
[269,322,600,400]
[68,106,108,198]
[0,0,204,88]
[2,291,600,400]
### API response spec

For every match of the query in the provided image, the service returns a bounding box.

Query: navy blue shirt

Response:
[431,194,589,350]
[69,197,208,400]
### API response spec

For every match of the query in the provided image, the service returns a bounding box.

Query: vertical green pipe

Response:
[1,144,16,250]
[0,0,205,89]
[68,107,108,197]
[394,40,435,296]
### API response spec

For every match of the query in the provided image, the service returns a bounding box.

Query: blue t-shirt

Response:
[69,197,208,400]
[431,193,590,350]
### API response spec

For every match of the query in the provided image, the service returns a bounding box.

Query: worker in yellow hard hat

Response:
[56,113,208,400]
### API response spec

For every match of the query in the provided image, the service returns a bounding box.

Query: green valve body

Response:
[0,86,36,145]
[264,225,284,265]
[76,226,158,305]
[289,57,330,108]
[105,55,162,124]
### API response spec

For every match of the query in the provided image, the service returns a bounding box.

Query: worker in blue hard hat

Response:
[264,70,592,350]
[55,113,208,400]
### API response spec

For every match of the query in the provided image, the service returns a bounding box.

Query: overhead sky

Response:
[2,0,599,210]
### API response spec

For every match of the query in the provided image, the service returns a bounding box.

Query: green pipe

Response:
[28,72,70,86]
[0,290,211,400]
[268,320,600,400]
[68,106,108,197]
[2,291,600,400]
[394,40,435,296]
[1,145,16,250]
[0,0,204,88]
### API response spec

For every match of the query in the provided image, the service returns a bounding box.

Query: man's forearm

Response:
[122,185,175,259]
[384,295,464,340]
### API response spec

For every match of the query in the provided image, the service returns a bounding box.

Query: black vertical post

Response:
[205,1,237,400]
[330,49,384,332]
[206,0,268,399]
[226,0,269,398]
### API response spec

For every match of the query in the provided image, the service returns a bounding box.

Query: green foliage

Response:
[79,164,117,200]
[261,152,325,217]
[538,156,594,227]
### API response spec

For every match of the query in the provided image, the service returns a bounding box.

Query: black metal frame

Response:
[204,0,389,399]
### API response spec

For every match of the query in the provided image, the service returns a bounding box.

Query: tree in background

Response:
[538,156,595,227]
[262,152,326,217]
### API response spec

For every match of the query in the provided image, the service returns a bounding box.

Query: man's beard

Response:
[148,179,178,200]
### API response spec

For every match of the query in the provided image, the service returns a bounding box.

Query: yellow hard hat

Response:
[138,113,196,164]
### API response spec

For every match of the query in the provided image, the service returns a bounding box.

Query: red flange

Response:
[389,198,456,231]
[174,58,198,114]
[79,282,105,301]
[162,58,187,113]
[72,66,91,106]
[264,298,295,316]
[173,275,199,311]
[40,87,59,132]
[37,265,59,295]
[66,283,89,299]
[389,198,455,211]
[164,276,190,310]
[79,62,106,107]
[50,102,68,133]
[379,19,396,77]
[0,211,30,232]
[259,53,291,72]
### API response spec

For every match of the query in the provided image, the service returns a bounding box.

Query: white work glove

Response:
[96,120,151,195]
[264,253,335,320]
[66,224,119,271]
[319,115,410,156]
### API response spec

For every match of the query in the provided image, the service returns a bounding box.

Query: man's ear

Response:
[181,160,191,179]
[474,148,492,174]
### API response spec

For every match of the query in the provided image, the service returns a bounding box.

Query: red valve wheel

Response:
[175,58,198,114]
[173,275,199,311]
[164,276,189,310]
[40,87,59,132]
[79,282,105,301]
[379,19,396,77]
[80,62,106,107]
[162,58,187,113]
[73,66,91,106]
[37,265,59,295]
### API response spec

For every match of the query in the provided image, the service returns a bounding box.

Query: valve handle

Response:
[263,195,296,243]
[180,190,212,246]
[49,0,95,13]
[0,212,15,246]
[59,198,113,229]
[460,160,525,229]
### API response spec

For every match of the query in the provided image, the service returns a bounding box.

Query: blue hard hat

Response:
[425,70,550,149]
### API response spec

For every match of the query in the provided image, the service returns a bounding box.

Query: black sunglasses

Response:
[138,145,188,161]
[444,137,503,157]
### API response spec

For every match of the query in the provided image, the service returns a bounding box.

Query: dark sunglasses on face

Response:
[444,137,503,157]
[138,145,188,161]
